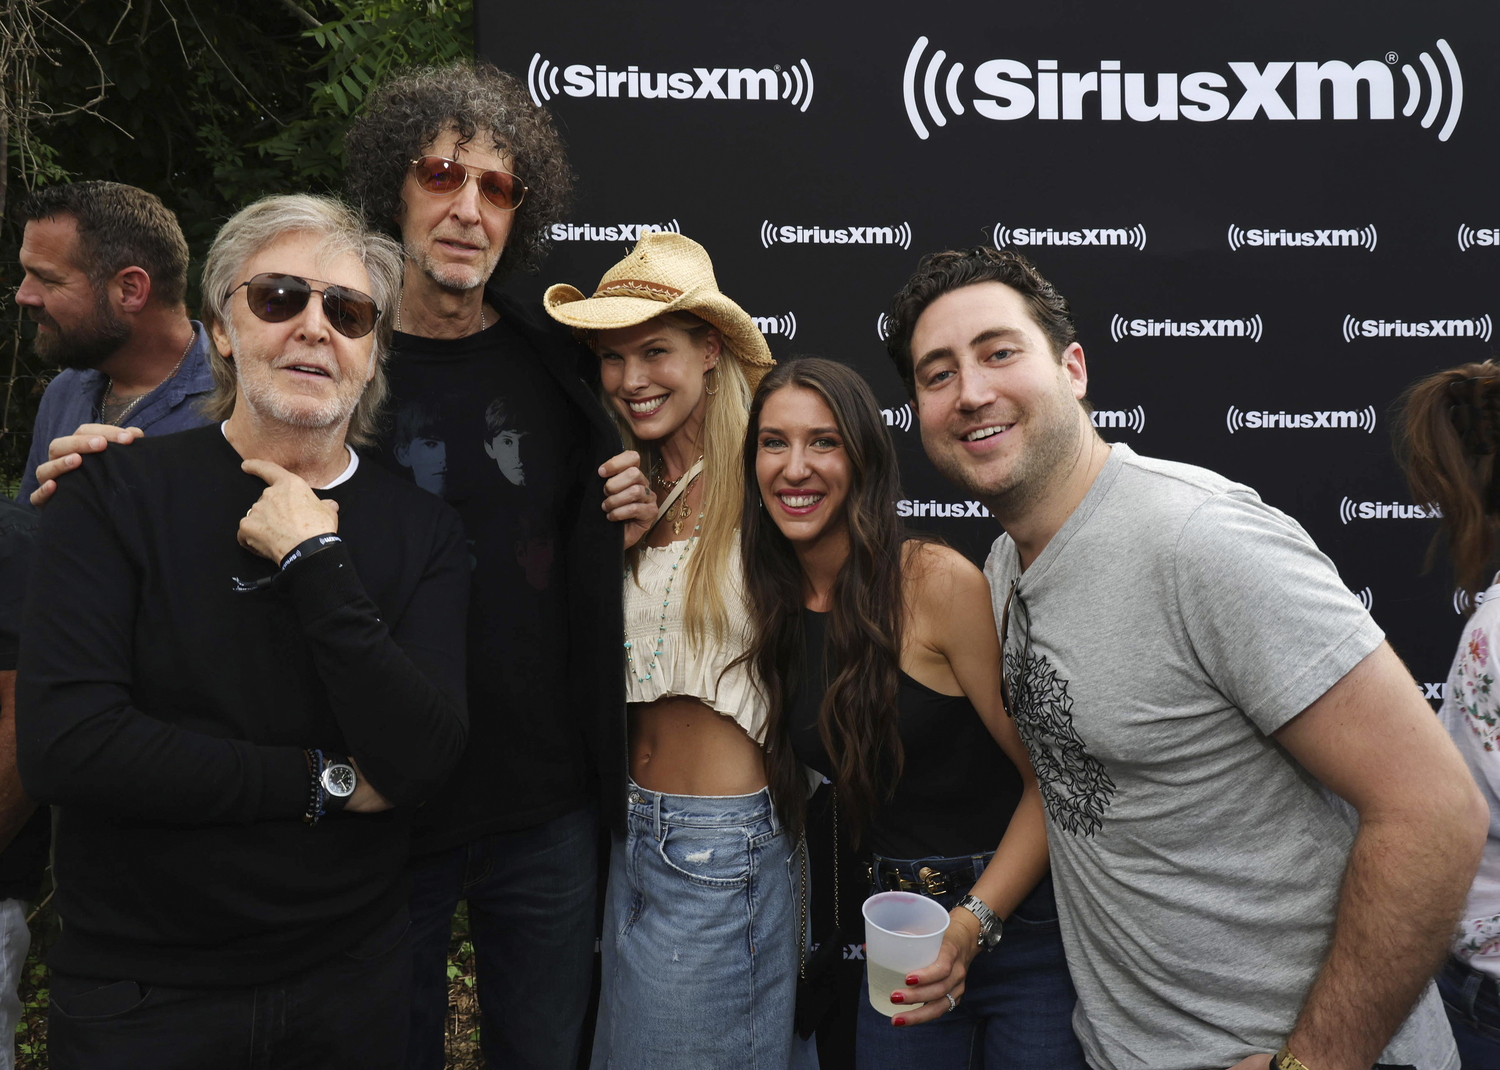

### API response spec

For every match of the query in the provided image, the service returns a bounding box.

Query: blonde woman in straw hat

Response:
[546,232,807,1069]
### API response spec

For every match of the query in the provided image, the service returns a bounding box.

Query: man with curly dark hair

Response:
[344,61,629,1070]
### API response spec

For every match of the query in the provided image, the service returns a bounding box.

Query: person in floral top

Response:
[1401,360,1500,1066]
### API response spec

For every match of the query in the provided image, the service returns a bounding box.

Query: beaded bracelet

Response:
[302,748,327,826]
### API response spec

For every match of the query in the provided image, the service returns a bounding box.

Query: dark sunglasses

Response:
[409,155,528,211]
[998,578,1032,715]
[229,273,381,340]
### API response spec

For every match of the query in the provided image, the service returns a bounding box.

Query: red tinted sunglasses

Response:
[229,273,381,340]
[409,156,528,211]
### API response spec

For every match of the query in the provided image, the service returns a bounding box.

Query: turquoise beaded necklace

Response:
[625,461,705,685]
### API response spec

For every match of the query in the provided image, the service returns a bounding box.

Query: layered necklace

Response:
[101,333,194,427]
[651,455,703,537]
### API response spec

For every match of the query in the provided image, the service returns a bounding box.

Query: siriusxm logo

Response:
[753,313,797,339]
[1458,225,1500,251]
[1090,406,1145,433]
[1338,497,1441,523]
[902,37,1462,141]
[992,223,1146,251]
[1226,405,1376,434]
[1109,314,1262,342]
[1423,682,1449,701]
[1341,314,1493,342]
[527,54,814,111]
[897,499,993,519]
[761,221,913,249]
[1352,586,1373,612]
[881,403,913,432]
[549,220,681,242]
[1227,224,1376,251]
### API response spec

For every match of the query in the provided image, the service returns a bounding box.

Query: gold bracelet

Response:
[1273,1045,1312,1070]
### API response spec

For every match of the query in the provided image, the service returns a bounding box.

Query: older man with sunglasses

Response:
[17,194,470,1068]
[343,62,630,1070]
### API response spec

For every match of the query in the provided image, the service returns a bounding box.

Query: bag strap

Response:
[653,457,705,522]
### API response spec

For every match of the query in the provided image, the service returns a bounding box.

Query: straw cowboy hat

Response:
[543,232,775,389]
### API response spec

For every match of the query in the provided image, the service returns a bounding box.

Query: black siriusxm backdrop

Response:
[480,0,1499,696]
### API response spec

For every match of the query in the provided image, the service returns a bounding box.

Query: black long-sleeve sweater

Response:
[16,423,469,986]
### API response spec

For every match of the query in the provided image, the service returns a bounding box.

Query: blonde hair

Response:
[605,311,752,647]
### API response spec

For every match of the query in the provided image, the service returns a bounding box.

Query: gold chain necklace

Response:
[103,333,194,427]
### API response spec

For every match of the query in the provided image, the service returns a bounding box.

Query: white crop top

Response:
[621,531,769,745]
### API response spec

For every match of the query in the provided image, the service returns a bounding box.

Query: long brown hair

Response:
[740,359,911,842]
[1397,360,1500,598]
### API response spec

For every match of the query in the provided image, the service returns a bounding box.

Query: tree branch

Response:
[277,0,321,31]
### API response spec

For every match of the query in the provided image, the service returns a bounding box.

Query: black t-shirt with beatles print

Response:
[369,312,591,849]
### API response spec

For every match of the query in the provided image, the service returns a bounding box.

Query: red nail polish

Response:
[906,975,919,986]
[890,992,904,1004]
[892,1016,906,1027]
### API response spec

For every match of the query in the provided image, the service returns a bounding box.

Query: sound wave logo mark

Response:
[992,223,1146,251]
[1339,497,1357,524]
[1226,405,1376,433]
[761,221,912,249]
[528,54,563,103]
[1342,313,1492,342]
[1090,406,1145,433]
[1227,224,1376,251]
[1109,314,1262,342]
[1454,588,1491,615]
[1399,41,1463,142]
[752,312,797,339]
[876,313,892,341]
[1459,224,1477,251]
[901,38,1462,142]
[881,403,913,432]
[1353,587,1374,612]
[902,36,967,140]
[526,54,814,111]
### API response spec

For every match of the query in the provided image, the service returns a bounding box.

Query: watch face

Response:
[322,763,357,798]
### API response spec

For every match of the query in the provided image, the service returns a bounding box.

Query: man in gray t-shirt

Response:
[881,246,1486,1070]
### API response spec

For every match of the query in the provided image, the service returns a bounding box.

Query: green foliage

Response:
[254,0,472,190]
[0,0,473,489]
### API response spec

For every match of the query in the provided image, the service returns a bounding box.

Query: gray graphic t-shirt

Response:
[983,444,1456,1070]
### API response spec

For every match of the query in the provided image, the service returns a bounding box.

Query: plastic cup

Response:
[861,891,951,1017]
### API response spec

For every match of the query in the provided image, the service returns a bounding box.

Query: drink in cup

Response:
[861,891,951,1017]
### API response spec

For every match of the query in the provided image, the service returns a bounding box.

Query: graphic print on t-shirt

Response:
[393,399,450,496]
[1006,646,1116,837]
[482,396,529,486]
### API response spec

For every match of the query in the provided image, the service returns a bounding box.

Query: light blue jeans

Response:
[590,780,800,1070]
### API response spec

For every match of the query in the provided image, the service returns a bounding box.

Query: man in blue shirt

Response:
[16,181,212,505]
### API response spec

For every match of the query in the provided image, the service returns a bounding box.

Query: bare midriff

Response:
[629,695,767,796]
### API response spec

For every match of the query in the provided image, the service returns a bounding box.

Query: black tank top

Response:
[787,608,1024,859]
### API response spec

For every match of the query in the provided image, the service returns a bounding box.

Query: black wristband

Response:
[279,533,342,571]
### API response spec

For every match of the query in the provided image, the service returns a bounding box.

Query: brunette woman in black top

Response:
[740,359,1085,1068]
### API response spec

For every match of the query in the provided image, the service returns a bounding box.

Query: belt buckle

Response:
[917,866,949,895]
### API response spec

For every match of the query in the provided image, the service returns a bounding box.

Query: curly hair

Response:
[344,60,574,281]
[884,246,1077,399]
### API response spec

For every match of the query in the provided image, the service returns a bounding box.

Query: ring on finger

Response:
[945,993,957,1012]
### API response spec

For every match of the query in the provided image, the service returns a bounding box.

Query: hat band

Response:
[593,278,684,302]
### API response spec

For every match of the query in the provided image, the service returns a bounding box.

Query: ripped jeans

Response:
[590,780,800,1070]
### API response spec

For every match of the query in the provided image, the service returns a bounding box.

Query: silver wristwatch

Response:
[957,894,1004,951]
[321,759,358,807]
